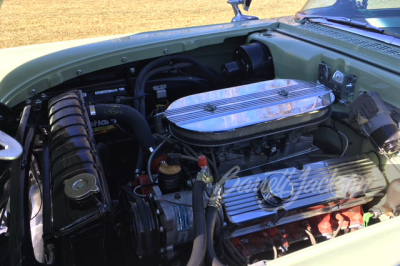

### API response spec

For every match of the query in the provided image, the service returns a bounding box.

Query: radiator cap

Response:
[64,173,99,200]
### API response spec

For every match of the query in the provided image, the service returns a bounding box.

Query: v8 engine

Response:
[4,45,399,266]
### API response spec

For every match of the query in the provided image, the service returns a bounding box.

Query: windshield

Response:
[298,0,400,36]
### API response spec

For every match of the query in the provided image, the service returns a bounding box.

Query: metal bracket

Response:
[153,84,167,99]
[317,62,357,102]
[267,207,288,228]
[0,130,23,160]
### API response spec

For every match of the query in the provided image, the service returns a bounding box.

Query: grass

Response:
[0,0,306,48]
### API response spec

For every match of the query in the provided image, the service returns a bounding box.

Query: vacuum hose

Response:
[187,181,206,266]
[205,206,224,266]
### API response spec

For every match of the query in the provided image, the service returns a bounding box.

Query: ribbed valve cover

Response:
[165,79,334,146]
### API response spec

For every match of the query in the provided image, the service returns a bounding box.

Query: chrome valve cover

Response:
[221,155,386,236]
[165,79,334,146]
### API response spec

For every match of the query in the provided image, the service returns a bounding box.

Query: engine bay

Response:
[1,25,400,266]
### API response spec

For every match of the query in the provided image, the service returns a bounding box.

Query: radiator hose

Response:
[187,181,206,266]
[92,104,156,154]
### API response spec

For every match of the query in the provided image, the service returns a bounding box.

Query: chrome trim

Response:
[260,173,294,205]
[0,130,23,160]
[222,155,385,231]
[228,0,258,22]
[166,79,334,132]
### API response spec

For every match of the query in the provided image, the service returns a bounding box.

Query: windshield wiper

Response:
[299,15,384,34]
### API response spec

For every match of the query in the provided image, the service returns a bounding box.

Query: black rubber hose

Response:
[222,232,246,266]
[205,206,225,266]
[93,104,156,155]
[187,181,206,266]
[134,54,226,114]
[137,62,192,115]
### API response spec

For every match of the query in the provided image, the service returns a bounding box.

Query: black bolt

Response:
[173,193,181,200]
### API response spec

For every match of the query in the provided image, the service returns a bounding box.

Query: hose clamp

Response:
[208,193,222,208]
[196,172,213,183]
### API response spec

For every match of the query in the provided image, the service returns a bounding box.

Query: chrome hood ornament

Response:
[228,0,258,22]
